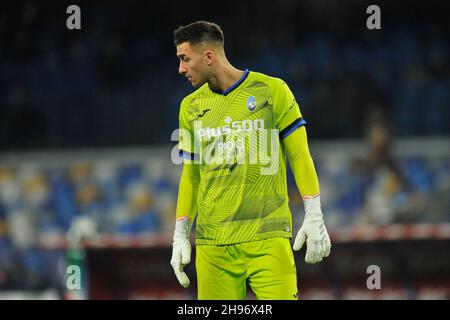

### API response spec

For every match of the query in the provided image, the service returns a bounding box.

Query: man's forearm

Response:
[176,162,200,222]
[284,126,320,198]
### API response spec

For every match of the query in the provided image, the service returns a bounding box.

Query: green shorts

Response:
[196,237,298,300]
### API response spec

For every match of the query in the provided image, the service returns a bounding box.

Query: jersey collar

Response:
[209,69,249,96]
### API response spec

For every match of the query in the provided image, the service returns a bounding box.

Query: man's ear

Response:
[204,50,215,66]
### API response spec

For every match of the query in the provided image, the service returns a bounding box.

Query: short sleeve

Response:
[273,80,306,139]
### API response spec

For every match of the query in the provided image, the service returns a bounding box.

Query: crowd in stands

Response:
[0,142,448,289]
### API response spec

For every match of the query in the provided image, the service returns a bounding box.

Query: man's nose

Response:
[179,61,187,75]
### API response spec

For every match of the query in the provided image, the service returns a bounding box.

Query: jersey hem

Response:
[195,231,292,246]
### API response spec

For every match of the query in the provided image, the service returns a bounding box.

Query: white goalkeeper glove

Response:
[293,195,331,264]
[170,217,192,288]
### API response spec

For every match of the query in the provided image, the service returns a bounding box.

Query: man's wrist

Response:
[303,194,322,217]
[174,216,191,240]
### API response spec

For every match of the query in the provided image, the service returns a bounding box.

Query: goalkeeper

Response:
[170,21,331,300]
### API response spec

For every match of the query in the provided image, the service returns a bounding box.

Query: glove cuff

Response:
[303,194,322,218]
[173,216,191,241]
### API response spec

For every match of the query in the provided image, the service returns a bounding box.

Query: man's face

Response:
[176,42,209,88]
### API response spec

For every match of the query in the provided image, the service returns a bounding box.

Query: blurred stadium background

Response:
[0,0,448,299]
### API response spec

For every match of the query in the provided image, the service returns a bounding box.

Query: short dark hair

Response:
[173,21,224,47]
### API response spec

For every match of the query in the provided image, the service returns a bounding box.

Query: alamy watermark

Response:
[65,265,82,290]
[66,5,381,32]
[66,5,81,30]
[366,265,381,290]
[366,5,381,30]
[171,119,280,175]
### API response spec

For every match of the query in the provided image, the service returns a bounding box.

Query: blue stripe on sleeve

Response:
[179,149,199,161]
[280,118,307,139]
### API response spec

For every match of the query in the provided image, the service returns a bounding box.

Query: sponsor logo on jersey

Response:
[196,118,265,141]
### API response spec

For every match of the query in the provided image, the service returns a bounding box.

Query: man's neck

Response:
[208,62,245,93]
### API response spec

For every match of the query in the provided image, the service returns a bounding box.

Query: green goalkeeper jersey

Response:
[178,70,306,245]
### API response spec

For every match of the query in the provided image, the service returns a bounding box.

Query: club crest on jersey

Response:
[247,96,256,111]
